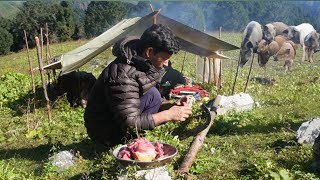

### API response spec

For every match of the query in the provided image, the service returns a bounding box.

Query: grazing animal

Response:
[257,35,289,65]
[263,23,276,43]
[240,21,263,67]
[271,22,289,36]
[274,40,298,72]
[304,31,320,63]
[257,35,299,71]
[54,71,96,108]
[282,23,318,63]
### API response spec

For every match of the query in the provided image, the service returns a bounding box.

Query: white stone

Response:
[216,93,254,116]
[118,166,171,180]
[49,150,75,170]
[295,117,320,145]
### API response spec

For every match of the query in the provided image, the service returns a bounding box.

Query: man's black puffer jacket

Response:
[84,36,164,145]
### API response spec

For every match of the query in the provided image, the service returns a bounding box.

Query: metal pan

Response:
[113,143,178,168]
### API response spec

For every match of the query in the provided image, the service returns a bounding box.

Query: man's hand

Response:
[167,105,192,122]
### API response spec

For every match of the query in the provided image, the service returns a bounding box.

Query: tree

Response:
[0,17,13,55]
[209,2,248,32]
[84,1,126,38]
[51,1,75,41]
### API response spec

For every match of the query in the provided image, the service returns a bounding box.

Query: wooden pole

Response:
[231,56,241,95]
[213,57,220,86]
[24,30,36,113]
[208,57,211,83]
[202,57,206,84]
[244,54,255,93]
[218,27,222,89]
[35,36,52,122]
[178,96,222,175]
[149,3,154,12]
[181,51,187,74]
[45,24,53,85]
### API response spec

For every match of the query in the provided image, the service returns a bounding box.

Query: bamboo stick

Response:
[35,36,52,122]
[24,30,36,114]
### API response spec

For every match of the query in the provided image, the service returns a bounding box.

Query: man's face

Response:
[149,50,172,70]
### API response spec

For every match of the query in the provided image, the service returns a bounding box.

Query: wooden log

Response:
[24,30,36,113]
[178,96,222,175]
[35,36,52,122]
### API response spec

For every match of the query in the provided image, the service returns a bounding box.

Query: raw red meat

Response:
[117,137,165,161]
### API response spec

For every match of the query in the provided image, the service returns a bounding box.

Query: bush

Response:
[0,27,13,55]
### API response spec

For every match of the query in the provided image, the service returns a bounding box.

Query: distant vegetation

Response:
[0,1,320,55]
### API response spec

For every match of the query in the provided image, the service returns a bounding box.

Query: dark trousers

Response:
[140,87,162,114]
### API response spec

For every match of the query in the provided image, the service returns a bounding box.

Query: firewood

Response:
[178,96,222,176]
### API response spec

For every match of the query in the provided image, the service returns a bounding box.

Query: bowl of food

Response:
[113,137,178,168]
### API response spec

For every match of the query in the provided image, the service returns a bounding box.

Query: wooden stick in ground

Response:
[244,54,255,93]
[178,96,222,175]
[208,58,211,83]
[45,24,52,85]
[202,57,206,84]
[181,51,187,74]
[231,56,241,95]
[218,27,222,89]
[24,30,36,114]
[35,36,52,122]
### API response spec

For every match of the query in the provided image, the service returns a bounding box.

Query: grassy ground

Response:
[0,33,320,179]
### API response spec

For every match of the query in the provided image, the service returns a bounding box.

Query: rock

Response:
[49,150,75,171]
[117,166,171,180]
[207,93,254,116]
[295,117,320,145]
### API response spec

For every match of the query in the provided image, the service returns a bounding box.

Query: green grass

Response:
[1,33,320,179]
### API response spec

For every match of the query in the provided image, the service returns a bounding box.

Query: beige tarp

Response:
[44,12,239,75]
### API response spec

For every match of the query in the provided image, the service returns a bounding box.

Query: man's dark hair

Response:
[139,24,180,55]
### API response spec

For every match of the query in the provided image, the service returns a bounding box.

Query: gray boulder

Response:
[295,117,320,145]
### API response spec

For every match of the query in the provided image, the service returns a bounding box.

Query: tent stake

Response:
[35,36,52,122]
[24,30,36,114]
[244,54,255,93]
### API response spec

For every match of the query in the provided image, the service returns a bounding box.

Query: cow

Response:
[240,21,263,67]
[54,71,96,108]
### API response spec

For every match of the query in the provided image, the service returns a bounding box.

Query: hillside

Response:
[0,1,23,19]
[0,33,319,178]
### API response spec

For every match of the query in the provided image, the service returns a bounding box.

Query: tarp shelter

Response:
[44,11,239,75]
